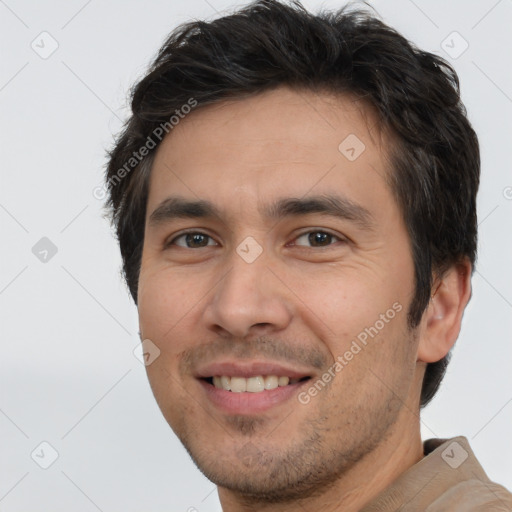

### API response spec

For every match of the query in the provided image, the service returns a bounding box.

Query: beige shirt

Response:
[361,436,512,511]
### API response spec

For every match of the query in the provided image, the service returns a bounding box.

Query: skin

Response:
[137,86,472,511]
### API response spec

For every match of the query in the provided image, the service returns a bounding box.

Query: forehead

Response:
[147,87,392,222]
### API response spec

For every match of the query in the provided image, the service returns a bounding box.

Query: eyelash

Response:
[165,229,347,249]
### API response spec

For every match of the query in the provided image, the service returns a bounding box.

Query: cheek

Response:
[291,271,387,338]
[291,268,410,374]
[144,360,193,439]
[137,268,199,354]
[138,272,197,422]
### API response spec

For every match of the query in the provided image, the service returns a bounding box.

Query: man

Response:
[104,0,512,510]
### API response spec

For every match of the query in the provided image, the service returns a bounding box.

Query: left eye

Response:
[293,231,343,247]
[170,232,217,248]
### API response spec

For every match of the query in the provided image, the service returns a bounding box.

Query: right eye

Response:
[166,231,218,249]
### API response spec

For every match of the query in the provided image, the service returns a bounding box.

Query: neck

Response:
[218,405,424,512]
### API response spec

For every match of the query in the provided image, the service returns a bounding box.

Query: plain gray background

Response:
[1,0,511,510]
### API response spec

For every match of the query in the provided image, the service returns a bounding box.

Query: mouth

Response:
[195,361,314,414]
[202,374,311,392]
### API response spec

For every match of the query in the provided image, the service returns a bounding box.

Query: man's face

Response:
[138,87,420,500]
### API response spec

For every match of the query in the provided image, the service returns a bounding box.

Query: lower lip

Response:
[198,379,308,415]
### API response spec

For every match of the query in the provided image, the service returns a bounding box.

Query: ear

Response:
[417,259,472,363]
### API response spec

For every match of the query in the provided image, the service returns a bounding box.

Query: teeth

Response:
[220,375,231,391]
[278,376,290,386]
[230,377,247,393]
[246,376,265,393]
[264,375,278,390]
[211,375,302,392]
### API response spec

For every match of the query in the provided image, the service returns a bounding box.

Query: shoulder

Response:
[362,436,512,512]
[426,478,512,511]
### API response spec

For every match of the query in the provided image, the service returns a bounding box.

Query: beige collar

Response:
[360,436,493,511]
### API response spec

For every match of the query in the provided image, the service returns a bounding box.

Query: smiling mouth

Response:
[202,375,311,393]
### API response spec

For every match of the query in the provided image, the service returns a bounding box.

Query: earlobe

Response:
[417,259,472,363]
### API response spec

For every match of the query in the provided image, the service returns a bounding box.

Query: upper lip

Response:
[195,360,313,379]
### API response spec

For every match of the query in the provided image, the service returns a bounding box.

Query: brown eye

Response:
[169,232,217,248]
[294,231,342,248]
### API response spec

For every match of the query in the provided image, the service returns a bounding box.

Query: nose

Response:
[202,250,293,339]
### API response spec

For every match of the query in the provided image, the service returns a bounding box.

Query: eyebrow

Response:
[148,194,375,231]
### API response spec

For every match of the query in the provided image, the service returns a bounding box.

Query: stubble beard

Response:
[177,391,403,505]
